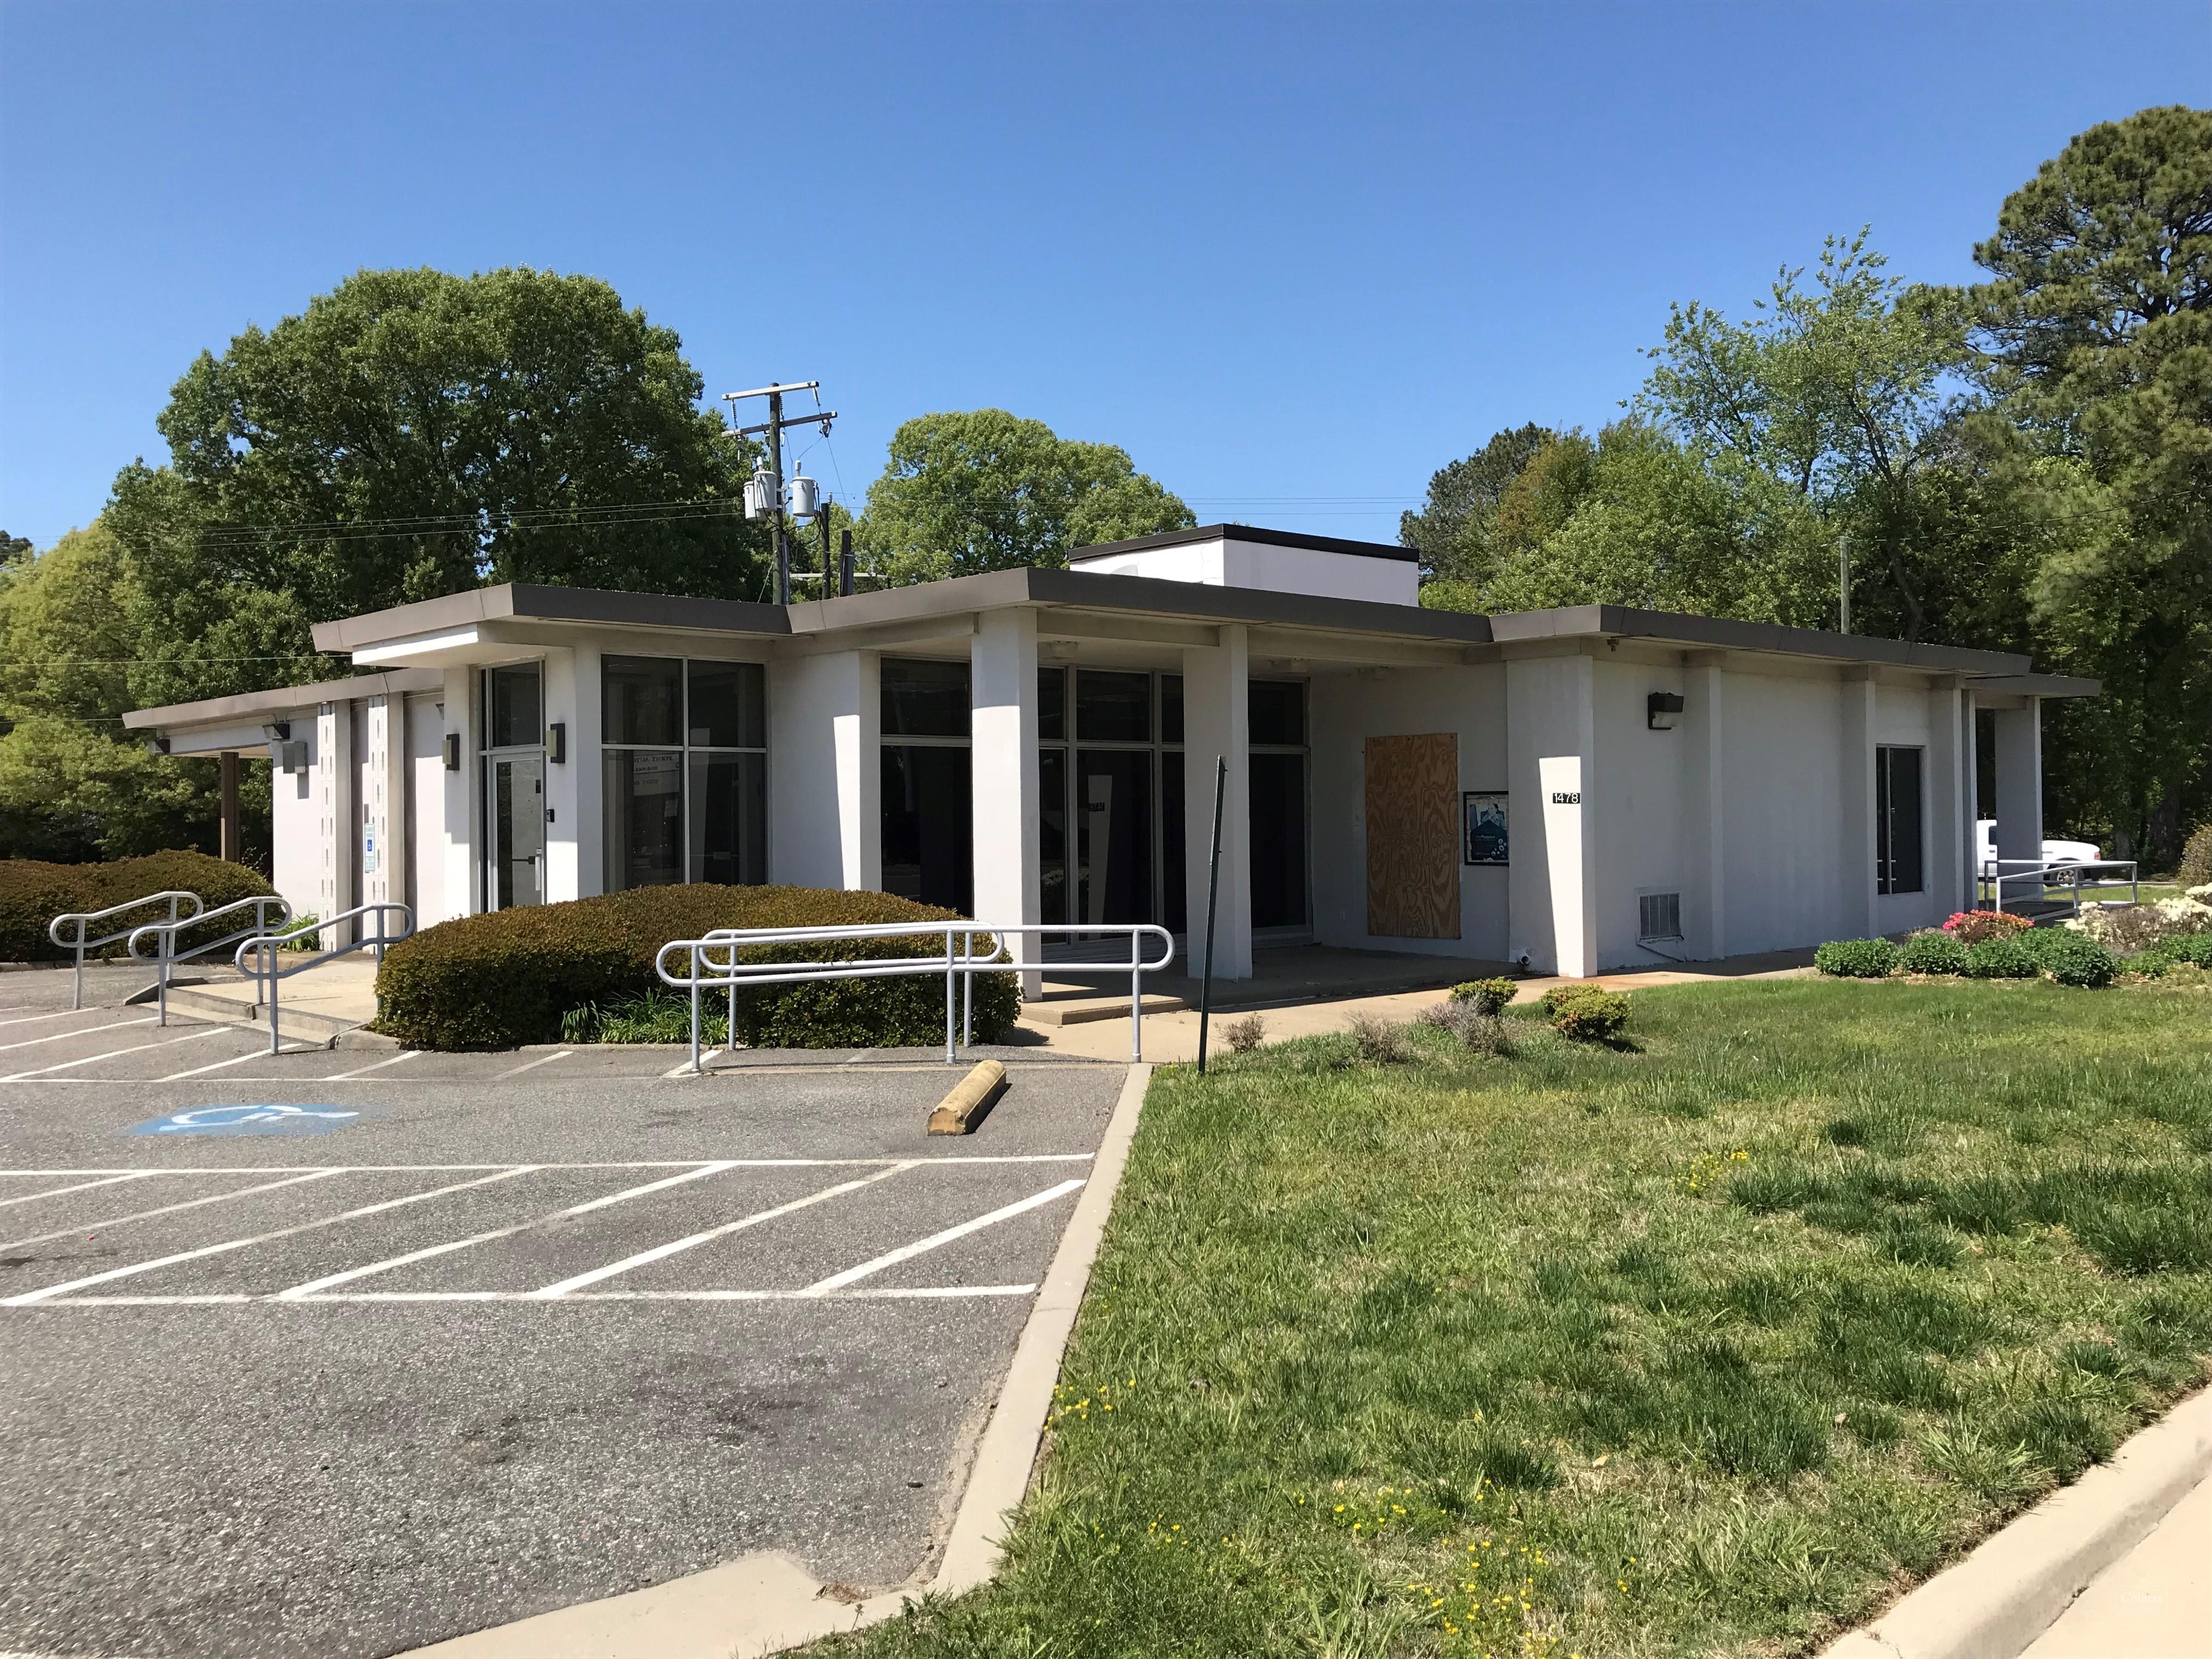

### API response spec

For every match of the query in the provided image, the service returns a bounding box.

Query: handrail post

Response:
[72,924,84,1013]
[266,940,281,1056]
[944,927,956,1063]
[962,929,974,1052]
[156,927,172,1027]
[691,945,703,1076]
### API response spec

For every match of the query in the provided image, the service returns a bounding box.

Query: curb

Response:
[1820,1383,2212,1659]
[394,1061,1157,1659]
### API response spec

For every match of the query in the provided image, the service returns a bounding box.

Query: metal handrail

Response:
[1978,858,2139,916]
[128,895,293,1026]
[235,901,414,1055]
[48,890,203,1011]
[656,921,1177,1075]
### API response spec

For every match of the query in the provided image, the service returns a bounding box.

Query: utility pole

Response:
[1838,531,1852,634]
[722,381,837,606]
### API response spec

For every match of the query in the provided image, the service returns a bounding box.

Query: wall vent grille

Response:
[1639,891,1683,943]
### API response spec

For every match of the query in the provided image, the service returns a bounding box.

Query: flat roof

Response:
[1069,523,1420,564]
[121,668,444,732]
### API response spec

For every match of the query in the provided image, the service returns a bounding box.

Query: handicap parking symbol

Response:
[130,1104,361,1138]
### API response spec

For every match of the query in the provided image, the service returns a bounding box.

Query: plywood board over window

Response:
[1365,733,1461,939]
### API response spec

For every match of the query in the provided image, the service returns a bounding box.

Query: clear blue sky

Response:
[2,1,2204,551]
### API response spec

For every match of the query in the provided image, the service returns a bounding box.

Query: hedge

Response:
[0,850,274,963]
[1898,931,1970,975]
[1814,938,1899,979]
[374,884,1023,1051]
[1540,983,1630,1042]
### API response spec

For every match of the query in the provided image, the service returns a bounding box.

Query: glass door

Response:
[489,752,545,909]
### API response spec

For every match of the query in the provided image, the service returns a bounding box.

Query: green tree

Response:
[111,266,769,658]
[1400,422,1554,592]
[855,409,1192,584]
[1970,105,2212,862]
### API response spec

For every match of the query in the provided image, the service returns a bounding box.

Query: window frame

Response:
[599,654,770,891]
[1875,743,1926,897]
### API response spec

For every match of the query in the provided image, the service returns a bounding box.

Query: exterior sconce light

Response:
[546,721,567,764]
[1647,692,1685,731]
[443,733,462,771]
[261,721,290,742]
[146,736,171,755]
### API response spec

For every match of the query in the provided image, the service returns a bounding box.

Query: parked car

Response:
[1976,820,2104,869]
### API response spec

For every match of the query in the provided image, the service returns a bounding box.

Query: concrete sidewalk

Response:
[2021,1468,2212,1658]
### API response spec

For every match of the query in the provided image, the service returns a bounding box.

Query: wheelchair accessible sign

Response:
[131,1104,360,1138]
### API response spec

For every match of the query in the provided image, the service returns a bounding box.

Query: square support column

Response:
[1839,670,1878,938]
[218,752,241,862]
[971,611,1041,997]
[362,695,407,921]
[568,645,603,898]
[768,651,881,891]
[442,668,480,918]
[1991,699,2044,905]
[1686,653,1727,962]
[1506,651,1596,977]
[316,701,357,943]
[542,647,584,902]
[1928,679,1968,917]
[1182,623,1251,980]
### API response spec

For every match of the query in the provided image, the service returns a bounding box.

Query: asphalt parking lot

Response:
[0,968,1126,1659]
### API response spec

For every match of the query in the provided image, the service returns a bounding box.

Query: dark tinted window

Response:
[1160,675,1183,744]
[1877,746,1925,895]
[603,656,681,747]
[1076,670,1150,742]
[881,744,973,911]
[487,664,541,749]
[1249,680,1305,747]
[1038,668,1066,742]
[687,661,765,749]
[882,659,970,738]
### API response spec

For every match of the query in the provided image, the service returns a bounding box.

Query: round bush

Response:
[2032,932,2119,988]
[1898,932,1970,975]
[1449,976,1518,1015]
[1539,983,1629,1042]
[1963,936,2037,979]
[375,885,1021,1051]
[2159,933,2212,969]
[1815,938,1900,978]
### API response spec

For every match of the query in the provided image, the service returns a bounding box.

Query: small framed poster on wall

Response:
[1462,792,1508,865]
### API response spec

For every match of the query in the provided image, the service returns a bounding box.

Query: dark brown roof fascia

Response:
[311,583,790,652]
[1488,604,2035,676]
[125,667,446,730]
[1070,523,1419,564]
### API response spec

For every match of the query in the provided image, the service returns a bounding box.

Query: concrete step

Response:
[161,985,358,1047]
[1022,992,1188,1027]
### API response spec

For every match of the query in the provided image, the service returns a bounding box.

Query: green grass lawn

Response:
[820,976,2212,1659]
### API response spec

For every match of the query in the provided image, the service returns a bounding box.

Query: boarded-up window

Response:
[1365,733,1461,939]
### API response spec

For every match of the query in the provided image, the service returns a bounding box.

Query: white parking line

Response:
[801,1178,1087,1296]
[0,1015,152,1054]
[0,1155,1092,1176]
[663,1048,721,1079]
[0,1005,116,1030]
[493,1048,574,1080]
[24,1285,1043,1306]
[272,1161,732,1300]
[532,1163,913,1297]
[1,1166,538,1306]
[0,1171,155,1210]
[0,1170,347,1252]
[1,1025,225,1081]
[324,1050,419,1082]
[162,1042,323,1081]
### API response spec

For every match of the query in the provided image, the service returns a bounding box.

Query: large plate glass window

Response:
[601,656,767,893]
[881,659,972,913]
[1876,744,1924,895]
[1248,679,1309,933]
[1035,668,1187,936]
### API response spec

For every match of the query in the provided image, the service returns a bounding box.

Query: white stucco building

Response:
[126,525,2095,980]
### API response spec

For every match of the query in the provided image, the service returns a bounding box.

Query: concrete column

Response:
[317,701,356,943]
[970,611,1041,996]
[362,695,407,922]
[767,650,880,891]
[442,668,479,917]
[1505,651,1596,977]
[569,645,603,898]
[1839,670,1878,937]
[218,752,240,862]
[1927,679,1968,918]
[1686,654,1727,961]
[1992,699,2044,905]
[541,647,582,902]
[1182,623,1251,980]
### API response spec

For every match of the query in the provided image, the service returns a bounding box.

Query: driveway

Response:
[0,975,1125,1658]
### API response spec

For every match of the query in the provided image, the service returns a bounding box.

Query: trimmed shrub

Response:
[0,850,274,962]
[1898,932,1970,976]
[1963,936,2038,979]
[1448,977,1519,1016]
[1942,910,2033,945]
[1345,1009,1414,1063]
[1815,938,1900,978]
[1418,998,1513,1055]
[375,885,1020,1051]
[2135,932,2212,973]
[2029,932,2120,988]
[1541,983,1630,1042]
[2179,822,2212,888]
[1222,1013,1267,1054]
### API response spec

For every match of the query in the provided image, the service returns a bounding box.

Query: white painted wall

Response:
[1073,533,1419,606]
[1505,652,1596,975]
[768,650,880,890]
[314,702,356,942]
[1307,664,1510,960]
[359,695,405,924]
[1873,681,1939,936]
[1707,669,1848,958]
[405,692,449,925]
[970,611,1041,990]
[1990,699,2044,905]
[1590,657,1691,970]
[441,668,479,919]
[541,648,582,902]
[270,727,320,924]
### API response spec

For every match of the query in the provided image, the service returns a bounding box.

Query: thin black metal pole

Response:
[839,529,855,597]
[1197,755,1227,1075]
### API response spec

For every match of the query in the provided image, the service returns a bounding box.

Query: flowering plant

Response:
[1942,910,2033,945]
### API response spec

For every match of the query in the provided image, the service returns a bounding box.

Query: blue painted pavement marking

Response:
[131,1104,361,1138]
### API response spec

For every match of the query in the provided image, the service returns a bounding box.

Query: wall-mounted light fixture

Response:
[1647,691,1685,731]
[443,733,462,771]
[146,736,171,755]
[546,721,567,764]
[261,721,290,742]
